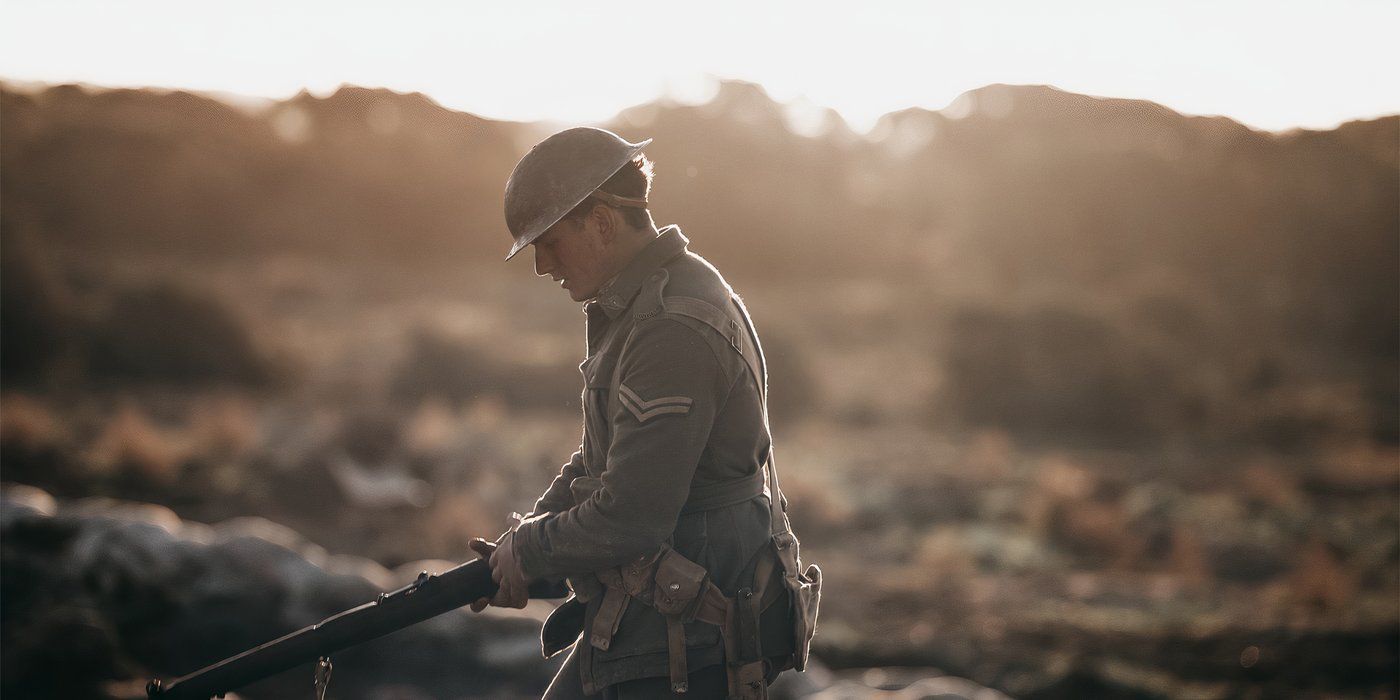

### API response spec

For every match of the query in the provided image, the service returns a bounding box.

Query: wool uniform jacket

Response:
[514,225,790,692]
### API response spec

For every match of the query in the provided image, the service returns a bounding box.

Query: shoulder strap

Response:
[664,295,791,537]
[728,294,792,538]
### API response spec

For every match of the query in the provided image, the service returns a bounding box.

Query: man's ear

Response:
[590,202,617,245]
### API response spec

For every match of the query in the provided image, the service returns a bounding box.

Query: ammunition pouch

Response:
[583,544,778,699]
[772,531,821,672]
[653,549,708,617]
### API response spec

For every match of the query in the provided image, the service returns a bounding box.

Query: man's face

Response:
[531,214,611,303]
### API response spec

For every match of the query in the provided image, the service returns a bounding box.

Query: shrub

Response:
[86,283,282,388]
[942,305,1159,444]
[390,328,578,411]
[0,224,80,385]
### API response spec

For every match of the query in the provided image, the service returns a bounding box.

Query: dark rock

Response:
[0,485,552,699]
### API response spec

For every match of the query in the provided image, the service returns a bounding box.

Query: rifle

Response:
[145,558,568,699]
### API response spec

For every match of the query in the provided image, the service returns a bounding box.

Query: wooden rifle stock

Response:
[146,558,567,699]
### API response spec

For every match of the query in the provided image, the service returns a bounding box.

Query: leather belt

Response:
[680,471,764,514]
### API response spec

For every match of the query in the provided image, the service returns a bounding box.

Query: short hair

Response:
[563,153,654,229]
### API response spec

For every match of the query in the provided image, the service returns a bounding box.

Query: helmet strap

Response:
[589,189,648,209]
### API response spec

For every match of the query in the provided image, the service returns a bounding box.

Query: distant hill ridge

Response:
[1,78,1395,444]
[1,78,1394,319]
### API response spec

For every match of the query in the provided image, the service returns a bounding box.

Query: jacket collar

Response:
[589,225,688,319]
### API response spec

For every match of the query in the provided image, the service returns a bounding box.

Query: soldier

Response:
[469,127,820,699]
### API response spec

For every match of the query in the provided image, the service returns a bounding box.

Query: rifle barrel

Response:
[146,559,566,699]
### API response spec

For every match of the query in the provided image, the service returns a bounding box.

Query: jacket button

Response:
[668,582,681,591]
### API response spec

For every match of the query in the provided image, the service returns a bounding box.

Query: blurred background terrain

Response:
[1,79,1396,698]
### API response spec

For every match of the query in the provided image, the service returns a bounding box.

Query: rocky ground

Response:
[1,483,554,699]
[2,385,1397,699]
[1,484,1009,699]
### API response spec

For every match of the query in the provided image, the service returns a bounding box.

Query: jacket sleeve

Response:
[529,448,586,516]
[514,317,737,579]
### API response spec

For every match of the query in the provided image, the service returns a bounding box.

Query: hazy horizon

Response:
[2,0,1397,133]
[4,74,1396,138]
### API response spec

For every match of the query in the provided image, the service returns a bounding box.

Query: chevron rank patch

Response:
[619,383,693,423]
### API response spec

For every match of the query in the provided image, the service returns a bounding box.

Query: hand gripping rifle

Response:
[145,558,568,699]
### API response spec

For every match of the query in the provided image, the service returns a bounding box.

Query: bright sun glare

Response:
[0,0,1396,132]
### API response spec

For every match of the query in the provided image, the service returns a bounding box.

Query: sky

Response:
[1,0,1396,133]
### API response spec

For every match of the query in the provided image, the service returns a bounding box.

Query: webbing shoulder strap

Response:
[729,294,793,538]
[664,295,792,537]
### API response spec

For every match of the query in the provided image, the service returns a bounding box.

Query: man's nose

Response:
[533,247,554,277]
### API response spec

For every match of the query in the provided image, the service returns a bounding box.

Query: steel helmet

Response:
[502,127,653,261]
